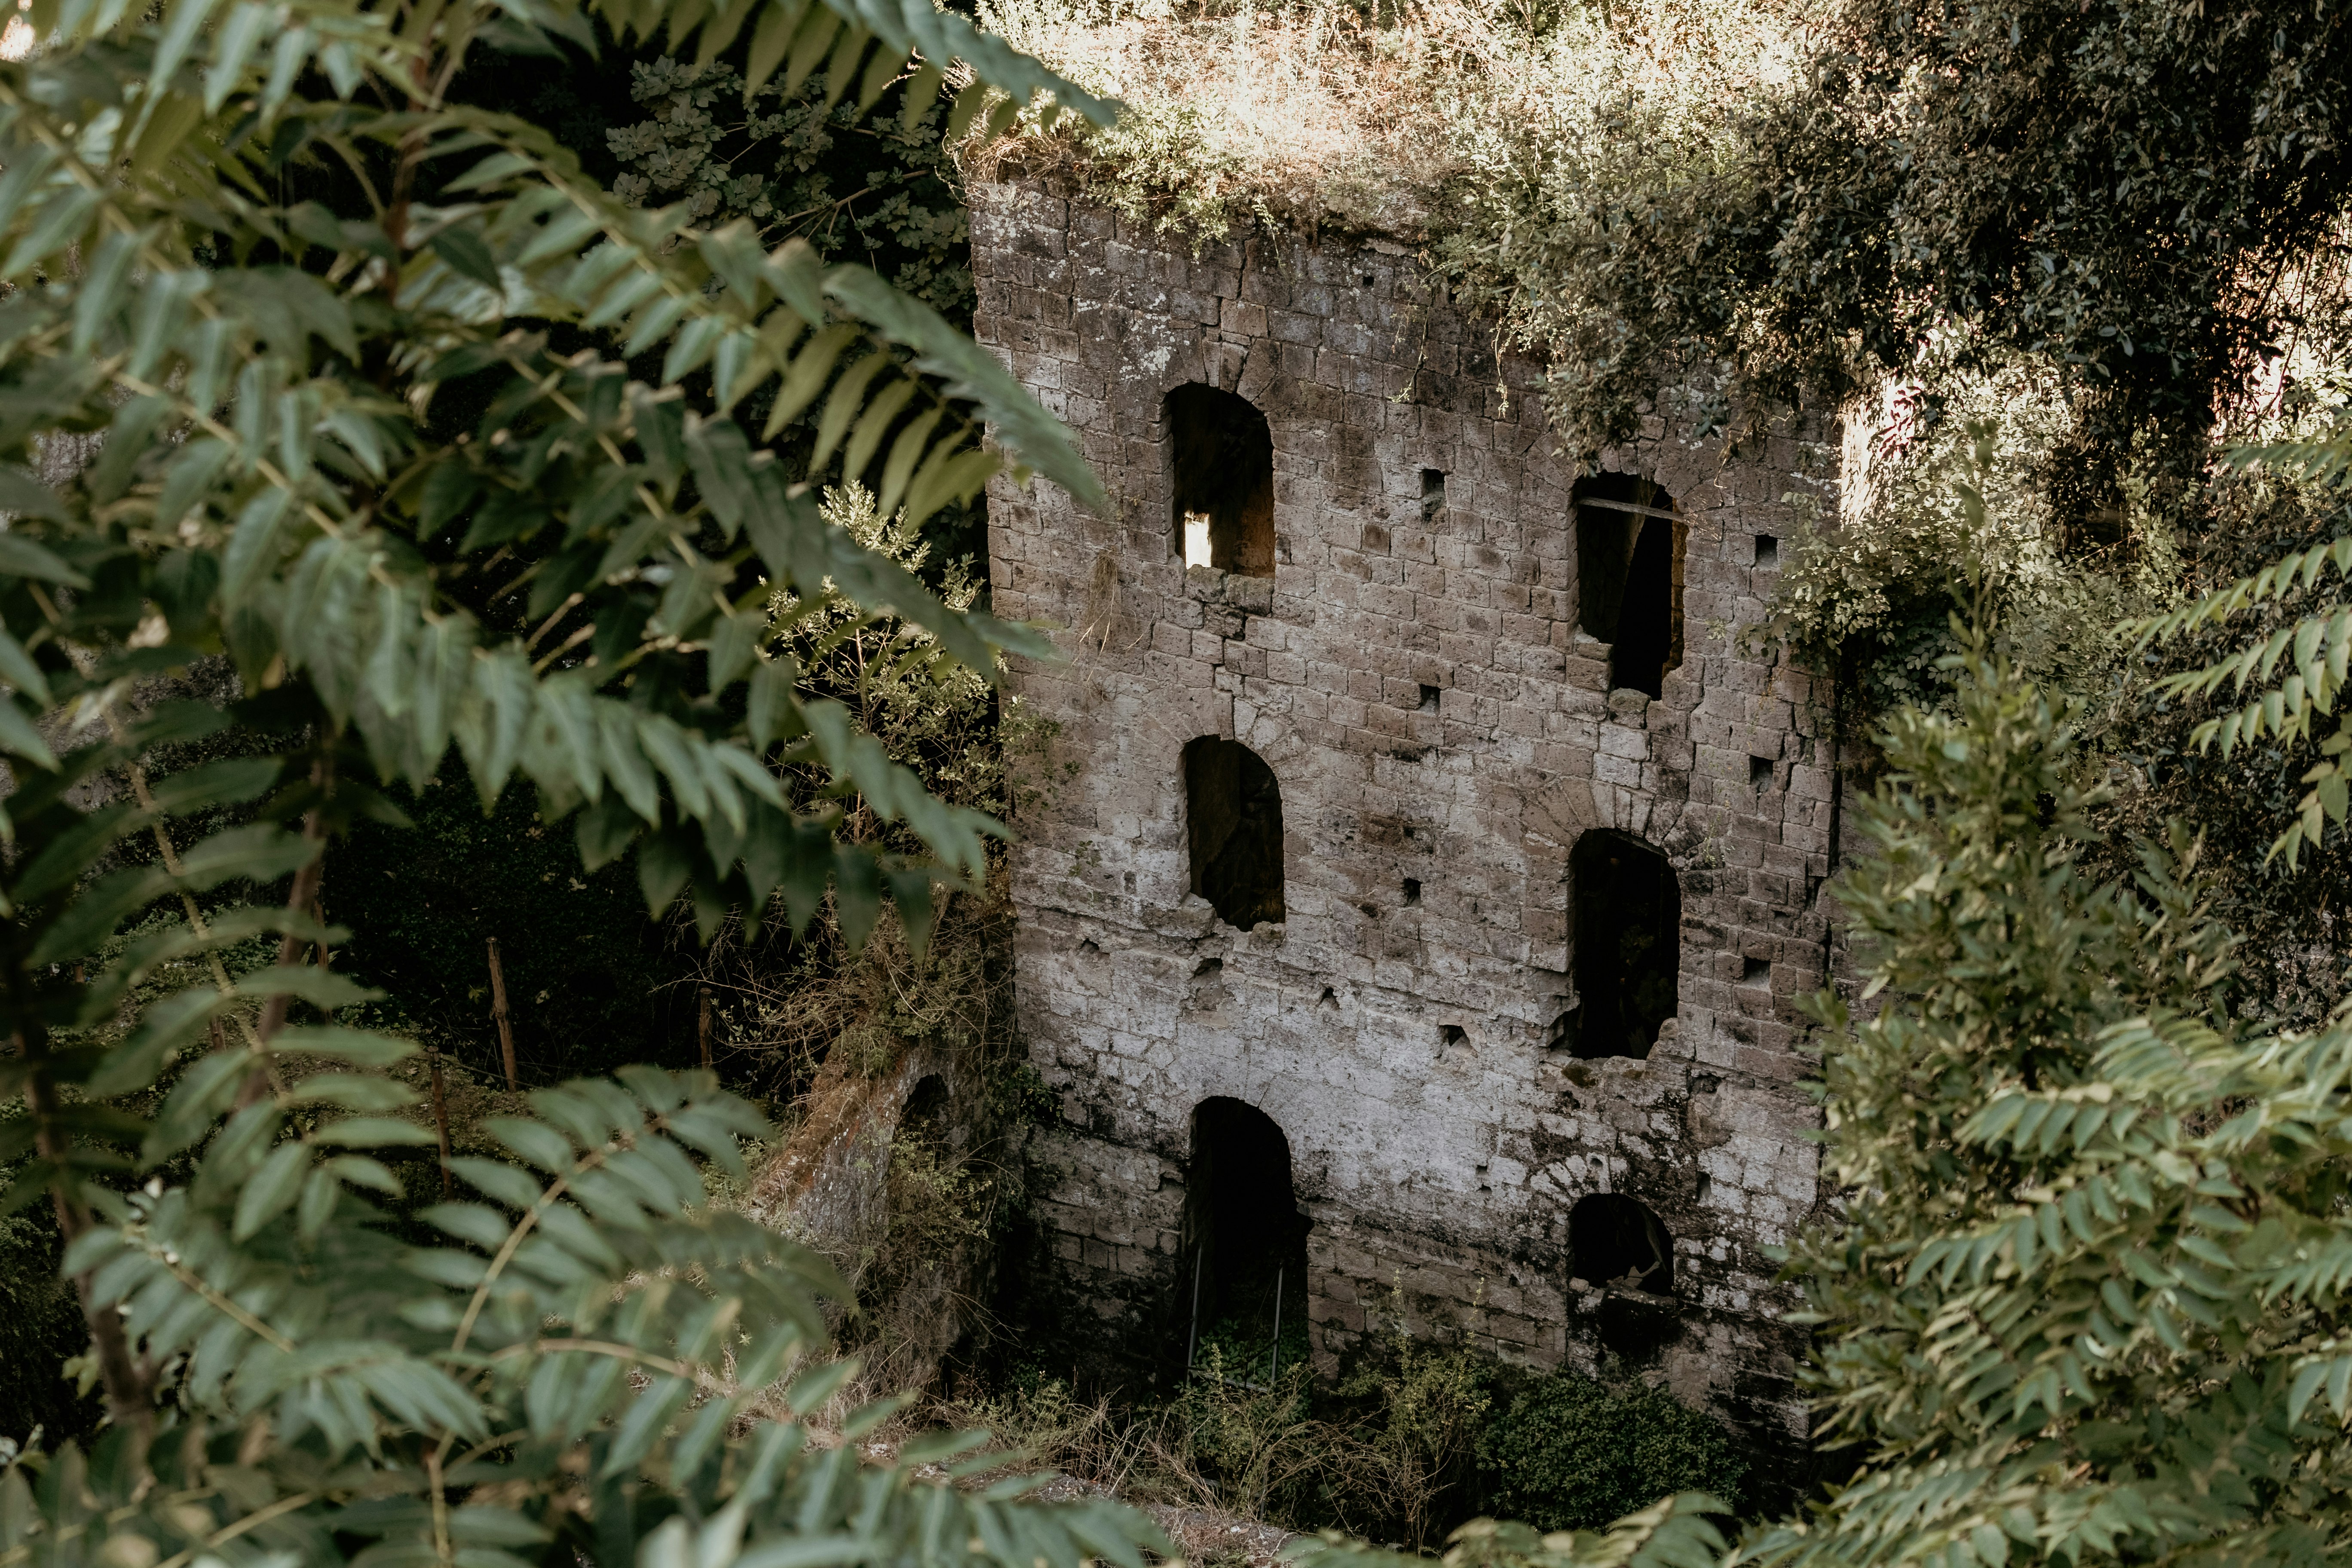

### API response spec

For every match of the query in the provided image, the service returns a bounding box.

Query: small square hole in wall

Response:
[1741,955,1772,987]
[1750,754,1775,793]
[1421,469,1447,522]
[1403,879,1422,906]
[1754,533,1781,569]
[1362,273,1377,288]
[1419,683,1442,712]
[1439,1023,1467,1050]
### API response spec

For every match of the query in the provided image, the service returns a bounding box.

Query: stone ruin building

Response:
[970,178,1847,1479]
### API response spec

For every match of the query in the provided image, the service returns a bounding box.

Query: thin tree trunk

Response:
[487,938,519,1092]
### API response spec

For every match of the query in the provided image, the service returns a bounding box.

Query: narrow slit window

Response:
[1421,468,1447,522]
[1569,829,1680,1060]
[1168,384,1276,576]
[1573,474,1686,698]
[1183,736,1286,930]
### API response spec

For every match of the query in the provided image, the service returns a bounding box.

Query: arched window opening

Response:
[1183,1097,1311,1374]
[901,1074,950,1145]
[1570,1193,1673,1294]
[1570,830,1680,1060]
[1574,473,1685,698]
[1168,384,1275,576]
[1184,737,1285,930]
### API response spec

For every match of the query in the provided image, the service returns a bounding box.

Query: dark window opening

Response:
[1403,879,1421,906]
[1169,384,1275,577]
[1750,754,1775,793]
[1183,1098,1310,1373]
[1421,469,1447,522]
[1570,830,1680,1060]
[897,1074,964,1162]
[1439,1023,1468,1050]
[1574,474,1685,698]
[1570,1193,1672,1293]
[1754,533,1780,569]
[902,1074,949,1141]
[1184,737,1286,930]
[1741,955,1771,987]
[1418,683,1441,711]
[1695,1172,1712,1202]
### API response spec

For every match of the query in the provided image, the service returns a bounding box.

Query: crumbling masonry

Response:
[971,179,1846,1475]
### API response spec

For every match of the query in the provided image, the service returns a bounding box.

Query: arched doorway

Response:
[1167,384,1276,576]
[901,1073,950,1147]
[1182,1097,1311,1380]
[1568,830,1680,1060]
[1183,737,1285,930]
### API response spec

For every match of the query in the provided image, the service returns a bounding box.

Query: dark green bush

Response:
[1476,1371,1749,1532]
[333,777,683,1084]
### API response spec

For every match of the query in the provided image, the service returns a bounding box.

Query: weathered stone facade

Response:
[972,179,1844,1475]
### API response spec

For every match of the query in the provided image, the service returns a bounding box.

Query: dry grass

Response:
[676,880,1016,1107]
[965,0,1806,242]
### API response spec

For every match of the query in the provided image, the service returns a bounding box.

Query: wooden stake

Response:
[314,893,333,1020]
[425,1040,453,1197]
[487,937,519,1092]
[697,985,713,1071]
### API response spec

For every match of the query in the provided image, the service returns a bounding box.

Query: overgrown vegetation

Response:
[972,0,1788,251]
[29,0,2352,1562]
[939,1338,1746,1550]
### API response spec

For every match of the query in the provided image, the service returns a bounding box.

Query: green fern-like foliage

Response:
[10,1063,1173,1568]
[2130,433,2352,867]
[0,0,1165,1550]
[1736,626,2352,1568]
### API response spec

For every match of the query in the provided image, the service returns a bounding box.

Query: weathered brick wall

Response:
[971,178,1844,1474]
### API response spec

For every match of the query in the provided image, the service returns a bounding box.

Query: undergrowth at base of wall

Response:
[933,1334,1752,1551]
